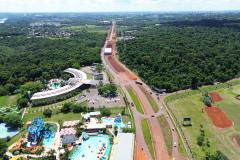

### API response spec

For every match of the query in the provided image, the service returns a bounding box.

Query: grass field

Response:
[157,115,173,155]
[139,86,159,113]
[167,83,240,159]
[0,94,20,107]
[126,86,144,114]
[63,25,107,34]
[141,119,155,160]
[23,111,83,124]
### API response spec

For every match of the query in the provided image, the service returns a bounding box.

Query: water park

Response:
[70,134,111,160]
[60,112,134,160]
[8,118,56,156]
[5,109,134,160]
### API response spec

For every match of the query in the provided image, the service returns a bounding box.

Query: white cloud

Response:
[0,0,239,12]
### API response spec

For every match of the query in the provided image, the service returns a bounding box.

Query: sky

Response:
[0,0,240,12]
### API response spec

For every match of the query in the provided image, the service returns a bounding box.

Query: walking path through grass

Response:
[141,119,155,160]
[126,86,144,114]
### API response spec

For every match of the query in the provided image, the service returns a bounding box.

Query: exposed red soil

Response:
[205,106,232,128]
[107,55,137,80]
[232,134,240,147]
[108,55,125,72]
[135,143,148,160]
[209,92,223,102]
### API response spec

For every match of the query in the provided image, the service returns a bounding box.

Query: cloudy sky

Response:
[0,0,239,12]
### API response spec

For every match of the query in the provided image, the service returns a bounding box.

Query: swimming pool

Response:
[70,134,111,160]
[101,117,126,130]
[43,133,55,147]
[0,123,20,138]
[50,82,61,90]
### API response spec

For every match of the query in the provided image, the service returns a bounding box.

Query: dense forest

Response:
[118,25,240,92]
[0,15,107,95]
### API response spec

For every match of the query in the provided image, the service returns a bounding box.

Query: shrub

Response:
[4,113,22,128]
[43,109,53,118]
[100,107,111,116]
[203,96,212,107]
[98,84,117,97]
[17,98,29,109]
[0,139,7,157]
[72,104,84,113]
[90,106,95,112]
[61,103,72,113]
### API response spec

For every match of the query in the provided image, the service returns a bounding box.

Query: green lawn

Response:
[0,94,20,107]
[126,86,144,114]
[139,86,159,113]
[141,119,155,160]
[166,84,240,159]
[157,115,172,155]
[23,111,83,124]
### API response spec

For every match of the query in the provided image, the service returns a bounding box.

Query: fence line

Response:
[163,100,195,160]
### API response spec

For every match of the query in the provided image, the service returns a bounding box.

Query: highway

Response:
[101,22,184,160]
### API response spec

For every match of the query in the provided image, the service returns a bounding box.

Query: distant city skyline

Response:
[0,0,240,12]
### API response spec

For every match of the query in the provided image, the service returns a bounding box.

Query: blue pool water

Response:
[43,133,55,147]
[71,134,111,160]
[101,117,126,130]
[0,123,20,138]
[50,83,61,90]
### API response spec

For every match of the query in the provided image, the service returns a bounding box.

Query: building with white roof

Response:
[31,68,93,105]
[112,133,135,160]
[104,48,112,55]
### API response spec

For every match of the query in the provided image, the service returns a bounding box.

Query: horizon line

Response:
[0,10,240,14]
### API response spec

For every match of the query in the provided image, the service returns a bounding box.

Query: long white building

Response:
[31,68,91,106]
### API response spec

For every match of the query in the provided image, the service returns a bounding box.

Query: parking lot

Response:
[77,88,125,108]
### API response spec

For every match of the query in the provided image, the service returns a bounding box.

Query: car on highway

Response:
[131,102,134,107]
[173,142,177,147]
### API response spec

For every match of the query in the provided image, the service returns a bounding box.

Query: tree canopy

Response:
[0,28,106,95]
[118,26,240,92]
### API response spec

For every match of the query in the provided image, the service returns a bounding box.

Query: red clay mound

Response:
[107,55,138,80]
[205,106,232,128]
[209,92,223,102]
[108,55,125,72]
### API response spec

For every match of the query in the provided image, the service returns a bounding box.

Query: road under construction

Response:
[101,22,185,160]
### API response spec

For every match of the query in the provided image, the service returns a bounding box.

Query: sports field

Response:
[166,82,240,159]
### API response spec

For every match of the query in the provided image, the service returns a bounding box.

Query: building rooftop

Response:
[31,68,87,100]
[82,111,101,119]
[113,133,134,160]
[104,48,112,54]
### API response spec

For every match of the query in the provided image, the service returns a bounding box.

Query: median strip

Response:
[141,119,155,160]
[139,86,159,113]
[126,86,144,114]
